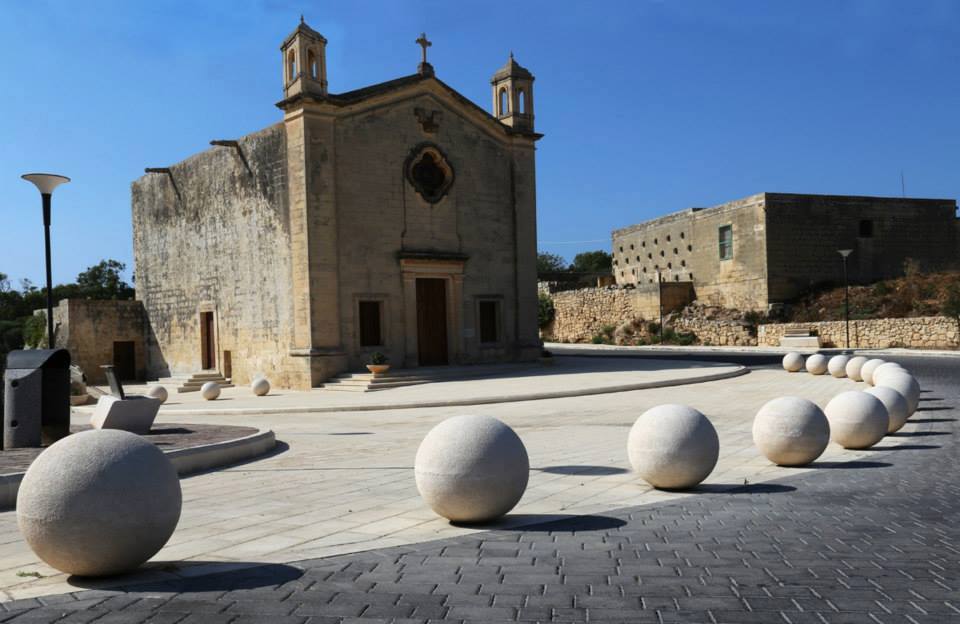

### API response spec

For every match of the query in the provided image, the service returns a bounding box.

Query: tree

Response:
[537,252,567,275]
[943,283,960,347]
[570,250,612,274]
[75,259,135,300]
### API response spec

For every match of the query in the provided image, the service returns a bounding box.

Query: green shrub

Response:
[23,313,46,349]
[537,292,555,329]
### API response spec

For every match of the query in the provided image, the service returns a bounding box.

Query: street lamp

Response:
[838,248,853,349]
[21,173,71,349]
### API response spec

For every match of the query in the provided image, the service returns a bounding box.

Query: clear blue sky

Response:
[1,0,957,286]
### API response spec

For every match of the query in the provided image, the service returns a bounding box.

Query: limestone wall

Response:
[672,317,756,347]
[759,317,959,349]
[50,299,147,384]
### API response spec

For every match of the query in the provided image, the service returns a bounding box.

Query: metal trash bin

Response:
[3,349,71,449]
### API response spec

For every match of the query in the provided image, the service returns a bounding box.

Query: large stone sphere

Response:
[414,415,529,523]
[782,352,804,373]
[627,404,719,490]
[145,385,168,404]
[872,362,907,385]
[865,386,909,433]
[827,355,850,378]
[805,354,828,375]
[876,371,921,416]
[844,356,869,382]
[17,429,182,577]
[824,391,889,449]
[860,359,885,386]
[251,377,270,397]
[201,381,220,401]
[752,397,830,466]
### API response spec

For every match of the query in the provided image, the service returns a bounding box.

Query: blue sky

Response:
[1,0,957,286]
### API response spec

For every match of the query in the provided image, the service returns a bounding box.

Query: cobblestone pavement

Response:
[1,355,956,623]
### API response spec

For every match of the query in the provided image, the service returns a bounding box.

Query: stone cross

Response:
[416,32,432,64]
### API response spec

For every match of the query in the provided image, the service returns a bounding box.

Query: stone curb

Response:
[0,429,276,510]
[547,342,960,358]
[115,365,749,417]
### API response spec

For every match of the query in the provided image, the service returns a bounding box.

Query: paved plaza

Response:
[0,350,955,622]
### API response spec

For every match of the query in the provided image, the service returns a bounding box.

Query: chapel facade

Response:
[131,20,543,389]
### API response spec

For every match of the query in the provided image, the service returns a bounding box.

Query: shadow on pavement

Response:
[870,444,940,451]
[688,483,796,495]
[890,431,951,437]
[67,562,304,593]
[909,417,955,422]
[536,465,629,475]
[455,514,628,532]
[806,460,892,469]
[914,407,954,412]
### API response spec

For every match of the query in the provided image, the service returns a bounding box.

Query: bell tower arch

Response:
[490,52,535,132]
[281,16,328,99]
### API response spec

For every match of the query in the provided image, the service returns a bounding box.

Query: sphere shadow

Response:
[914,407,954,412]
[869,444,940,451]
[685,483,796,495]
[66,561,303,593]
[452,514,627,532]
[535,465,629,476]
[889,431,951,437]
[805,460,892,469]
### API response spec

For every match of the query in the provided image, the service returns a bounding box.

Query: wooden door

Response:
[416,278,448,366]
[112,341,136,381]
[200,311,216,370]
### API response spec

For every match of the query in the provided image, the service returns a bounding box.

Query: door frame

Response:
[400,258,464,368]
[199,307,217,371]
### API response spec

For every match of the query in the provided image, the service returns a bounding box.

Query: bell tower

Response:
[490,53,534,132]
[281,16,328,99]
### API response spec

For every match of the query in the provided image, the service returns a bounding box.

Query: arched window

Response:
[307,50,318,80]
[499,87,509,116]
[518,89,525,114]
[287,50,297,81]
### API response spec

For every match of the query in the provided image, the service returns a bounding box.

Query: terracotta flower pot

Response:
[366,364,390,376]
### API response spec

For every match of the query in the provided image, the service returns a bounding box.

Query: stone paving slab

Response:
[0,360,939,603]
[1,371,955,623]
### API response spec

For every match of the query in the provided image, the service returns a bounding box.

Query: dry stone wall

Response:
[759,317,959,350]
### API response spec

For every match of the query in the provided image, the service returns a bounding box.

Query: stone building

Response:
[131,21,543,389]
[612,192,959,311]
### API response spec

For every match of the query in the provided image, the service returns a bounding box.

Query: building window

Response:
[405,143,454,204]
[718,225,733,260]
[859,219,874,238]
[358,301,383,347]
[499,88,509,116]
[287,50,297,81]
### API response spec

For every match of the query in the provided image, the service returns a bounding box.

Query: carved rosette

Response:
[405,143,455,204]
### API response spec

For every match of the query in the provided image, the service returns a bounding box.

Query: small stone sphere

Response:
[145,385,168,404]
[844,356,869,382]
[414,415,529,523]
[752,397,830,466]
[251,377,270,397]
[876,371,921,416]
[200,381,220,401]
[782,352,804,373]
[17,429,182,577]
[824,391,889,449]
[805,354,828,375]
[628,404,719,490]
[828,355,850,378]
[860,359,886,386]
[864,386,909,433]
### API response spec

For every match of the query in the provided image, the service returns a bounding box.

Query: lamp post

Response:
[21,173,71,349]
[838,249,853,349]
[656,269,664,344]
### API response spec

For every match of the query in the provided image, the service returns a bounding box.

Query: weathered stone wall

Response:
[612,194,769,311]
[132,123,297,387]
[672,317,756,347]
[50,299,147,384]
[759,317,959,349]
[765,194,960,303]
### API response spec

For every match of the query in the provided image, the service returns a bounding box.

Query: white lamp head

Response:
[837,249,853,258]
[21,173,70,195]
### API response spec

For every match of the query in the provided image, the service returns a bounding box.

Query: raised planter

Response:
[366,364,391,376]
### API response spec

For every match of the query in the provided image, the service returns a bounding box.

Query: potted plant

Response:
[366,352,390,376]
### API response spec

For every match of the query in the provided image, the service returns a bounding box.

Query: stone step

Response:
[177,383,235,394]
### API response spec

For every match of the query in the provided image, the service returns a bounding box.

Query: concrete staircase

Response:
[150,370,234,394]
[320,363,534,393]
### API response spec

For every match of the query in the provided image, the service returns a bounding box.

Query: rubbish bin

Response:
[3,349,71,449]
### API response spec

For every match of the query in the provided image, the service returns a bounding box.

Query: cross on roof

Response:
[416,32,432,64]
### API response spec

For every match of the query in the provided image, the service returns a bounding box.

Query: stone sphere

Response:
[628,404,719,490]
[844,356,869,382]
[201,381,220,401]
[824,391,889,449]
[827,355,850,378]
[864,386,909,433]
[17,429,182,577]
[805,354,828,375]
[752,397,830,466]
[251,377,270,397]
[782,352,804,373]
[876,371,921,416]
[145,385,168,404]
[860,359,885,386]
[414,415,529,523]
